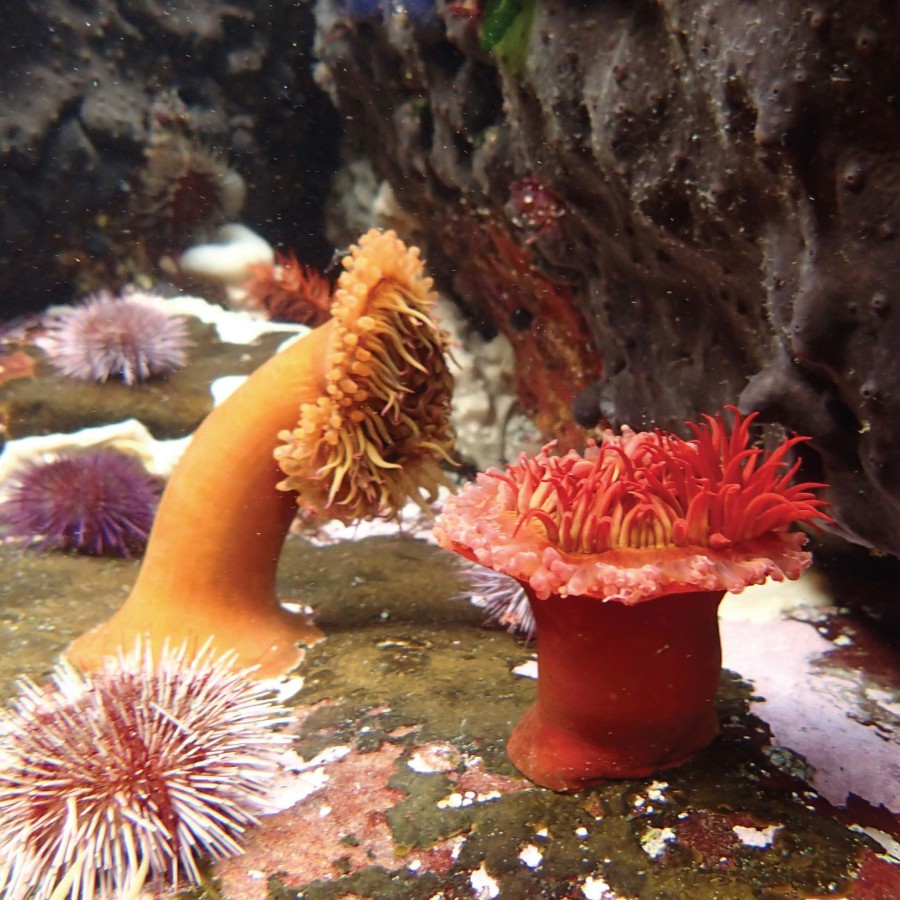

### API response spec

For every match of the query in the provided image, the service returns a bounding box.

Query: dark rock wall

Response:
[0,0,339,316]
[315,0,776,437]
[313,0,900,556]
[3,0,900,556]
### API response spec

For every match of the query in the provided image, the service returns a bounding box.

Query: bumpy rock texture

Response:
[312,0,900,557]
[4,0,900,558]
[0,0,338,314]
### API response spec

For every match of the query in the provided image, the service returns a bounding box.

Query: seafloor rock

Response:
[312,0,900,557]
[0,534,897,897]
[0,318,290,441]
[0,0,339,315]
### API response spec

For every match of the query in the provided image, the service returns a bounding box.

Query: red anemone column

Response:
[508,589,725,791]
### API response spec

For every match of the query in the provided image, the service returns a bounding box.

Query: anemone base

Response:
[508,589,725,791]
[66,597,323,678]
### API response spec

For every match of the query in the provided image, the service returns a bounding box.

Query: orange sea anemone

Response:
[435,408,830,790]
[275,234,454,522]
[67,229,454,678]
[242,250,333,326]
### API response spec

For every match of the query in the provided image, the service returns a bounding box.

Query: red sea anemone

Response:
[137,113,245,244]
[0,449,161,557]
[0,640,290,899]
[40,292,191,385]
[242,250,333,326]
[434,408,830,790]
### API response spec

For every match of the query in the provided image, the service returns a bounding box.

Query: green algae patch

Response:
[296,617,531,771]
[0,541,139,700]
[268,866,468,900]
[481,0,537,75]
[385,770,466,850]
[276,533,487,634]
[285,535,533,770]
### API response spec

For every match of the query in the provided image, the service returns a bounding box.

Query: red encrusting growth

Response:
[506,176,567,244]
[455,224,603,450]
[435,408,831,790]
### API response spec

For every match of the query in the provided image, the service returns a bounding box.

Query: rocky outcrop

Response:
[313,0,900,556]
[4,0,900,556]
[0,0,339,315]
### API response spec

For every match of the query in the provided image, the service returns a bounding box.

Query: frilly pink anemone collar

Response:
[434,409,831,603]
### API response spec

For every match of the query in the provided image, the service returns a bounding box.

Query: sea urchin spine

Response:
[40,291,190,385]
[0,639,291,900]
[0,449,161,557]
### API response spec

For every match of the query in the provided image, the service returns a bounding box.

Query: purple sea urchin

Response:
[0,640,291,900]
[462,563,535,638]
[0,449,161,557]
[40,291,190,385]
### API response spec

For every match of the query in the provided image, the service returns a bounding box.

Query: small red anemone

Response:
[435,408,830,790]
[243,251,332,326]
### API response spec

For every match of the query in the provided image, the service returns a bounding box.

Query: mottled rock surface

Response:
[0,0,338,314]
[312,0,900,557]
[0,534,897,898]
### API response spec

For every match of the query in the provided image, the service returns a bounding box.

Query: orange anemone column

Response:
[67,229,455,678]
[66,322,335,677]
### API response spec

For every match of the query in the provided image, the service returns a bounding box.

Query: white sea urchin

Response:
[40,291,190,385]
[0,641,292,900]
[462,562,535,639]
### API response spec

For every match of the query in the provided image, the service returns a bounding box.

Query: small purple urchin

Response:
[0,448,161,557]
[0,640,292,900]
[40,291,190,385]
[461,562,535,639]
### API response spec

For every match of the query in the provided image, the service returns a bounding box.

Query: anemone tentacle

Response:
[435,408,830,602]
